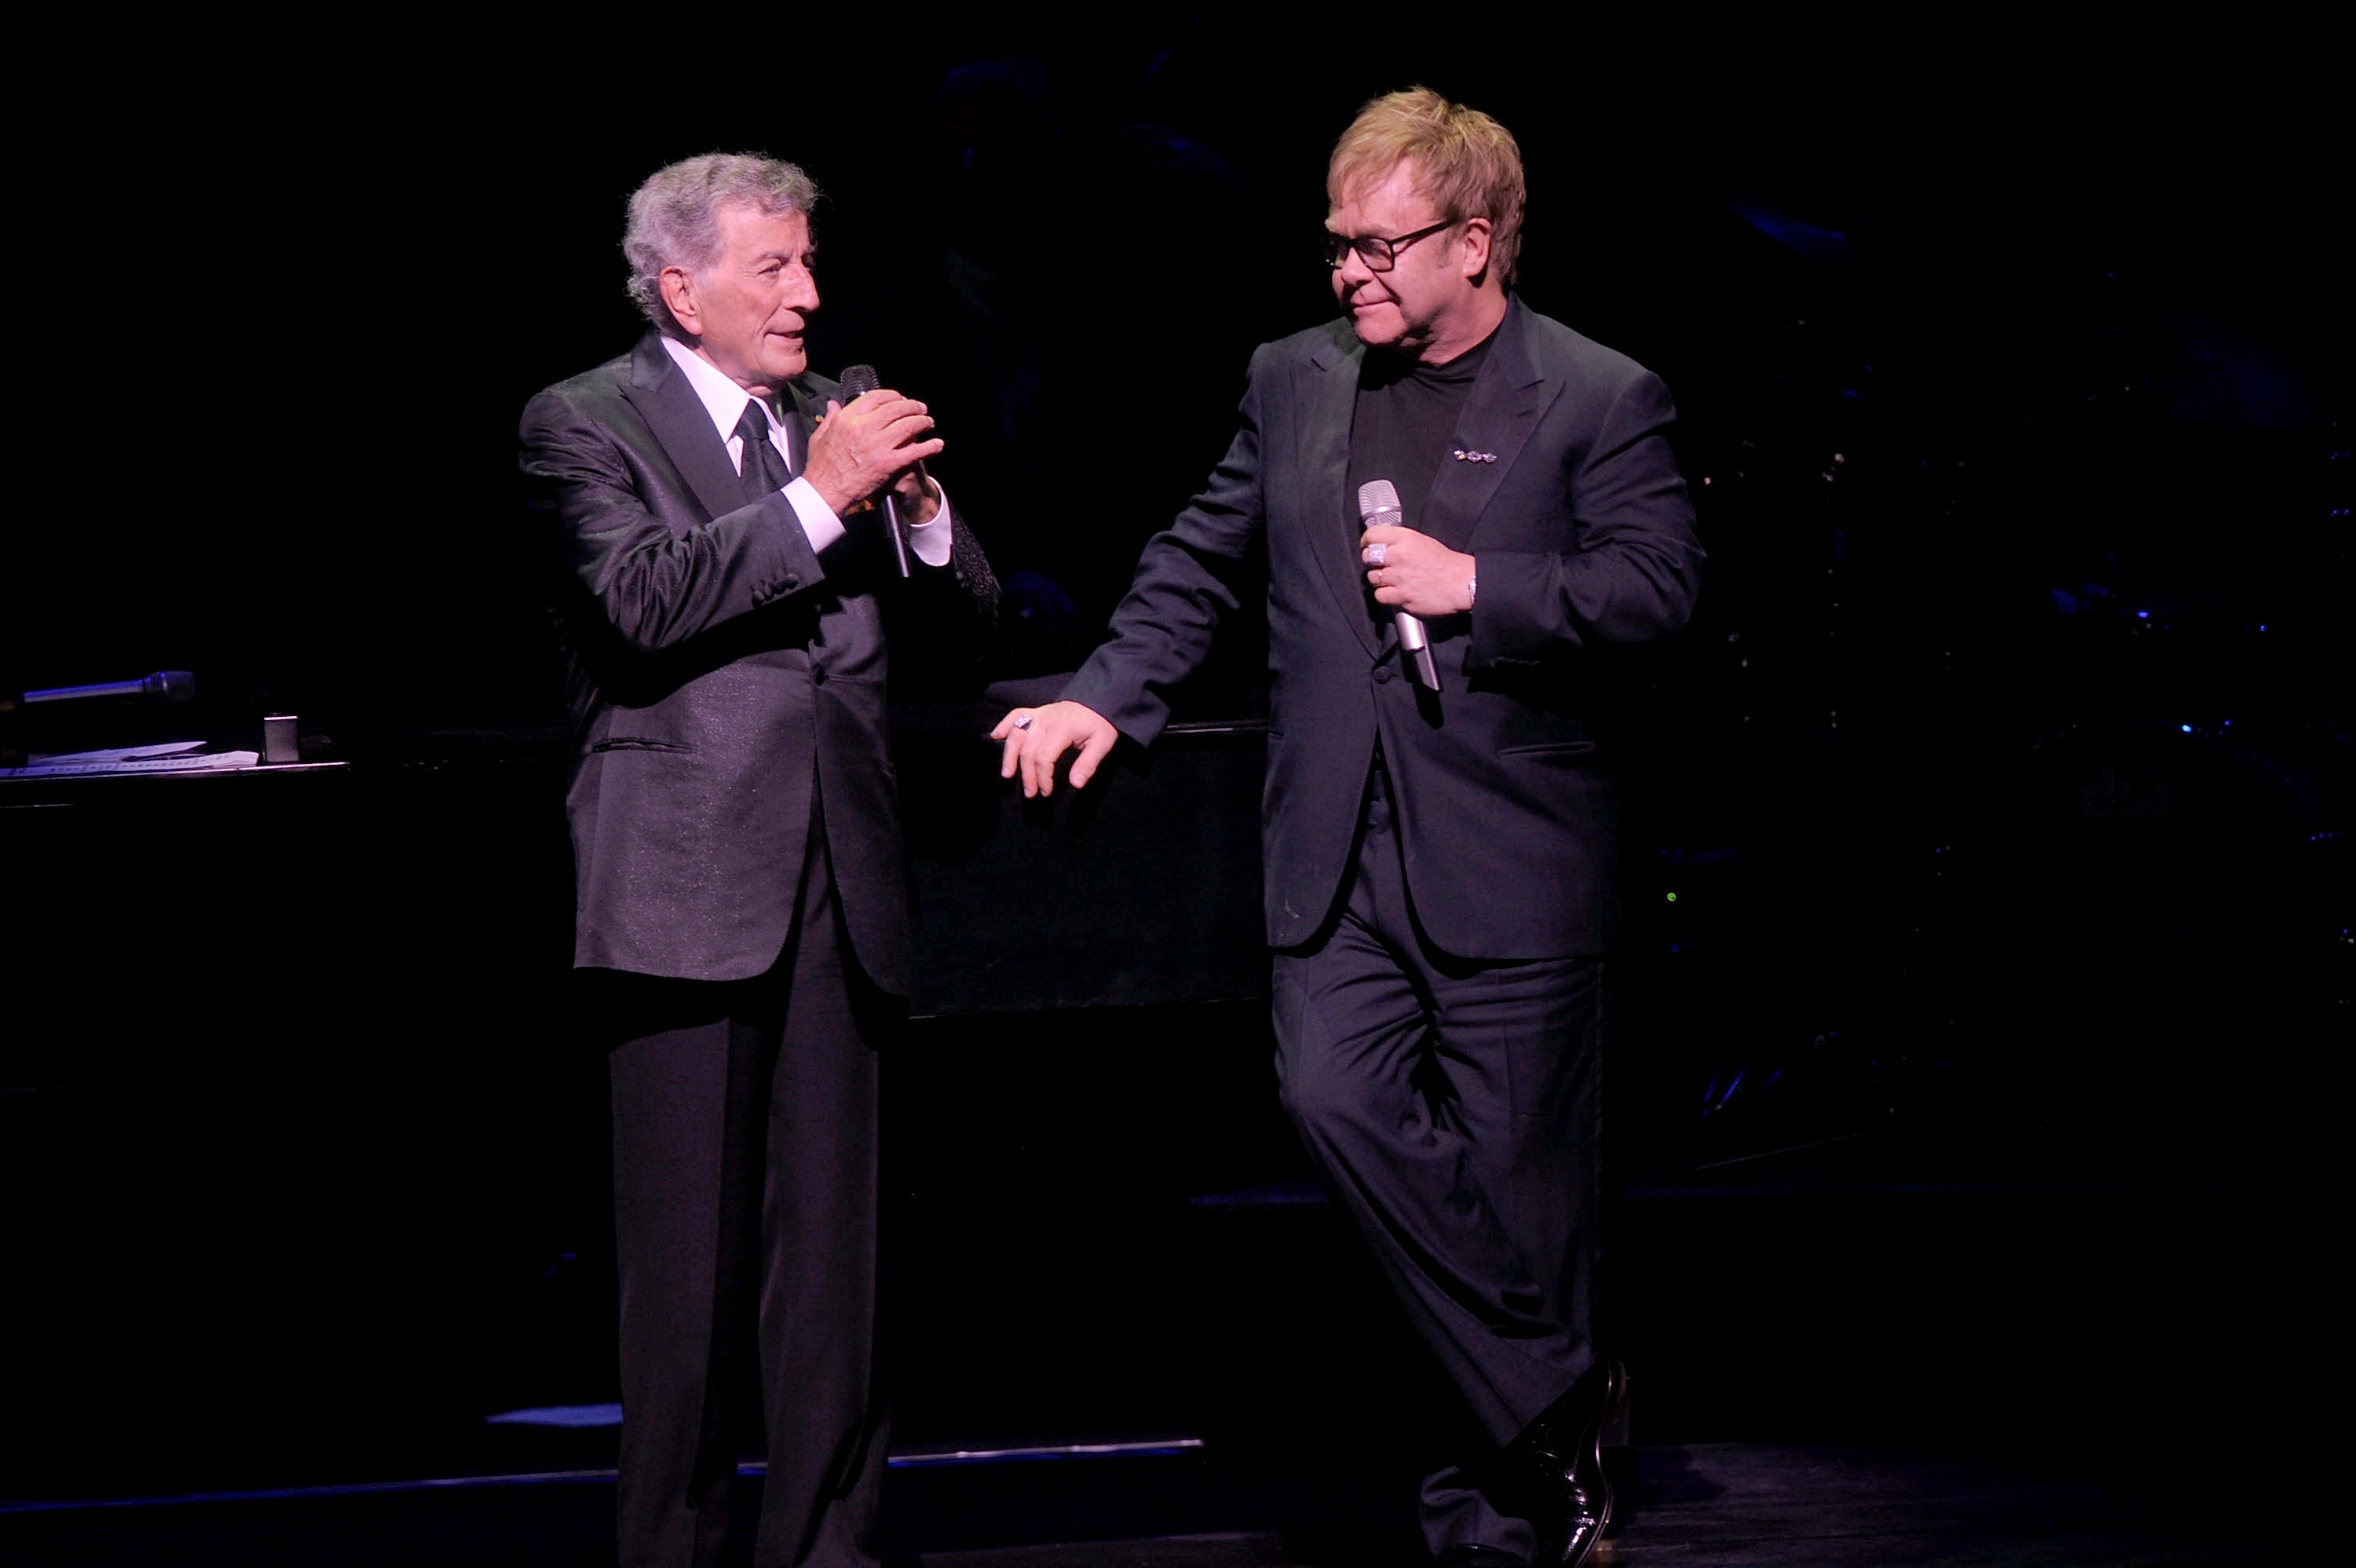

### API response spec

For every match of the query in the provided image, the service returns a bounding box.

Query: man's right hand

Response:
[991,701,1118,799]
[803,389,945,517]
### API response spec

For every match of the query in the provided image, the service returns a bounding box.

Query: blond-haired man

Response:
[997,90,1699,1566]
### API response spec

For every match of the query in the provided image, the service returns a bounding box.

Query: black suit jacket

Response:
[521,331,996,989]
[1064,298,1700,959]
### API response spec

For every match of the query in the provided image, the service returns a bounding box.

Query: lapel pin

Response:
[1452,448,1498,463]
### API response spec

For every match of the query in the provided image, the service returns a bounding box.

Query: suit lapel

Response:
[1301,325,1384,661]
[781,381,817,477]
[1423,298,1561,554]
[620,333,748,524]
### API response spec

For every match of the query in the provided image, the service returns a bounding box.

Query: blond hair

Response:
[1327,87,1527,286]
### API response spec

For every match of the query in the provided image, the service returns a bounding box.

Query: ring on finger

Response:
[1366,542,1388,567]
[1013,714,1035,730]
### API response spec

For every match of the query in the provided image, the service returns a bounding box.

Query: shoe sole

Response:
[1566,1358,1628,1568]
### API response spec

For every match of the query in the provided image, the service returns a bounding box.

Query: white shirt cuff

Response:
[907,488,954,568]
[780,477,955,567]
[782,476,846,554]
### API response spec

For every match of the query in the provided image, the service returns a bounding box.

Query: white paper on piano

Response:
[27,740,208,765]
[3,747,262,778]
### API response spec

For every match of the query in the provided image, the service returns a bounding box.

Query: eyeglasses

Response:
[1322,218,1455,272]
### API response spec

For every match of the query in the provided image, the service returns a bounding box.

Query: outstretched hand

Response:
[990,700,1118,799]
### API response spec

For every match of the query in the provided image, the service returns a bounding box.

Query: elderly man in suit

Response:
[995,90,1700,1568]
[521,152,994,1568]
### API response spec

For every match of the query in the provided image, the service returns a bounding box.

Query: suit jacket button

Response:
[781,573,799,589]
[1372,663,1395,684]
[810,663,828,685]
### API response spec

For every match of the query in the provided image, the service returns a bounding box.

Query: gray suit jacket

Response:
[1063,298,1700,959]
[521,331,996,989]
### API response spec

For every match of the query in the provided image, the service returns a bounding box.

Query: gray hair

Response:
[623,153,821,331]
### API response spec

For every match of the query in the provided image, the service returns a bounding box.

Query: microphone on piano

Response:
[18,670,196,705]
[1356,480,1440,690]
[835,364,913,579]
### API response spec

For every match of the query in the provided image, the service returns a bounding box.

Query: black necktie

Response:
[737,400,791,503]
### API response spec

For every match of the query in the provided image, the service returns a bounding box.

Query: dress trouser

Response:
[1271,757,1604,1562]
[598,821,889,1568]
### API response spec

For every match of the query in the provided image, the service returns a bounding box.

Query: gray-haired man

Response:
[521,152,995,1568]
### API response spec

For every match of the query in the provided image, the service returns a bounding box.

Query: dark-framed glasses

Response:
[1322,218,1455,272]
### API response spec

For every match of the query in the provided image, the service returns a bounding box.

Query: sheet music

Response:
[2,747,262,779]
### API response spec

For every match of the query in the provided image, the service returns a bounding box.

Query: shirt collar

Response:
[659,334,779,442]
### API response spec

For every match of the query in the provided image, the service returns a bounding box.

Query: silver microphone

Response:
[1356,479,1440,690]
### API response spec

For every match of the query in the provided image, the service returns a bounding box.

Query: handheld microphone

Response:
[21,670,196,704]
[1355,480,1440,690]
[836,364,913,578]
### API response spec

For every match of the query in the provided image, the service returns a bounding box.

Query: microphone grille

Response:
[1357,478,1401,520]
[836,363,881,397]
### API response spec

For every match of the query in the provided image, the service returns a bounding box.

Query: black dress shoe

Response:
[1504,1358,1627,1568]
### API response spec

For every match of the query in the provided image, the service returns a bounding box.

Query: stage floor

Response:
[2,1441,2286,1567]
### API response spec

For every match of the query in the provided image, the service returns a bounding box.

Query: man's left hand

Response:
[1362,525,1475,617]
[892,466,942,528]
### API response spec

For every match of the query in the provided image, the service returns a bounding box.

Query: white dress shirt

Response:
[660,334,953,568]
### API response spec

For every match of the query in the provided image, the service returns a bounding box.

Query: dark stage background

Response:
[2,18,2345,1527]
